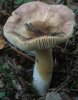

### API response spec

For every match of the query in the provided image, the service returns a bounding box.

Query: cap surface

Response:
[4,1,75,51]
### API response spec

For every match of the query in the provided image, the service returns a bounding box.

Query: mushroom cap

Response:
[4,1,75,51]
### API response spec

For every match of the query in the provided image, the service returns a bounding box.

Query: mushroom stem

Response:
[33,49,53,96]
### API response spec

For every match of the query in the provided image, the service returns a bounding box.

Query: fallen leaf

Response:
[0,36,6,49]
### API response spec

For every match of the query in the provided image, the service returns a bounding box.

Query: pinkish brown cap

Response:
[4,1,75,51]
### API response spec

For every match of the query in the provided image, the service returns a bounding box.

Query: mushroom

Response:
[4,1,75,96]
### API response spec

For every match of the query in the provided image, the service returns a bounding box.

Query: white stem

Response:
[33,49,53,96]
